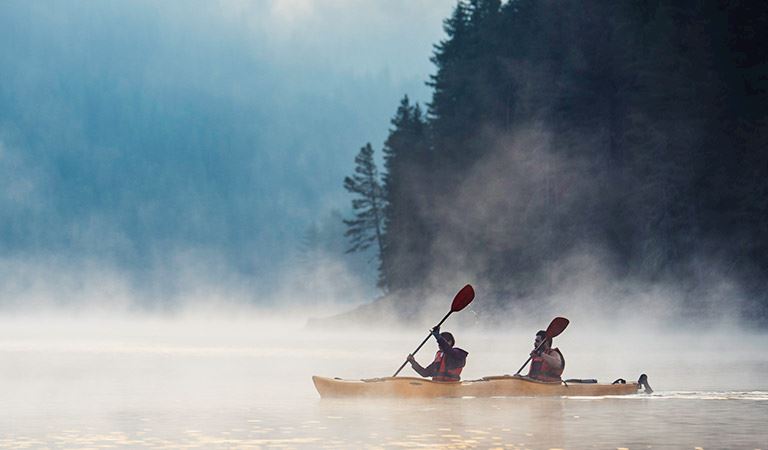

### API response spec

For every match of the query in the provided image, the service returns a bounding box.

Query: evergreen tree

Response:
[342,143,385,264]
[347,0,768,317]
[379,96,429,292]
[428,0,505,168]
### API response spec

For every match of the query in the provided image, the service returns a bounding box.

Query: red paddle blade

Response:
[545,316,569,338]
[450,284,475,312]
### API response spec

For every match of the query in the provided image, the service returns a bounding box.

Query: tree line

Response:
[343,0,768,320]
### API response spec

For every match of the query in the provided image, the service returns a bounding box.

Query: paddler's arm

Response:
[434,332,452,352]
[533,349,562,368]
[407,354,437,377]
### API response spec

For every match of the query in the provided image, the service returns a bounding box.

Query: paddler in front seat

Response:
[527,329,565,382]
[406,327,468,382]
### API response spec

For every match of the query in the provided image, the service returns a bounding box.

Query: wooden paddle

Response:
[514,316,569,376]
[392,284,475,377]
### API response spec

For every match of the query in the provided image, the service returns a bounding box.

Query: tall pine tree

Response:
[342,144,386,270]
[379,96,429,292]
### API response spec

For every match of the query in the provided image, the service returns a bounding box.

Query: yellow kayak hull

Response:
[312,375,641,398]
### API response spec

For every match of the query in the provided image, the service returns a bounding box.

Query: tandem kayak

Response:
[312,374,652,399]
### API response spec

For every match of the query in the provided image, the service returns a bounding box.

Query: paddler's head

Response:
[535,330,551,350]
[440,332,455,347]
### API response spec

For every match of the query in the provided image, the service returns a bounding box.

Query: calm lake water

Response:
[1,315,766,449]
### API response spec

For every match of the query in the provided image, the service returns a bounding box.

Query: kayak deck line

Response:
[313,374,652,398]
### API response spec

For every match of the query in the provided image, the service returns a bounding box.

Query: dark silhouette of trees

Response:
[345,0,768,319]
[379,96,430,292]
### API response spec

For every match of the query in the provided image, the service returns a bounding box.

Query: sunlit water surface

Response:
[0,315,766,449]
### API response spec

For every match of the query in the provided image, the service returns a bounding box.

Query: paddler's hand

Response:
[406,354,415,364]
[430,326,440,338]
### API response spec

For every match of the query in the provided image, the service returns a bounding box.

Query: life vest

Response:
[529,347,565,382]
[431,350,464,382]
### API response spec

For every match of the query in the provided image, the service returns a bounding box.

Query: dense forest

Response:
[344,0,768,321]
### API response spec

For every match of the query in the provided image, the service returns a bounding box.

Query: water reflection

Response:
[2,394,768,448]
[312,395,767,449]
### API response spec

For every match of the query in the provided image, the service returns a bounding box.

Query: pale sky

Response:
[0,0,456,304]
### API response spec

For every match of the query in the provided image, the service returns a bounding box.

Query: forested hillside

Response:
[345,0,768,320]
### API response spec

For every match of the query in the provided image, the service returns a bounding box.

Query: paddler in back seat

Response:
[406,327,468,382]
[527,329,565,382]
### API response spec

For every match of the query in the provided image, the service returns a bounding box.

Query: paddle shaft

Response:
[393,310,453,377]
[514,340,547,376]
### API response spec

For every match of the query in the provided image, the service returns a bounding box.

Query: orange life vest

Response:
[529,347,565,382]
[431,350,463,382]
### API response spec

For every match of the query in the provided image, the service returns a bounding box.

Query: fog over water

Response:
[1,310,766,448]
